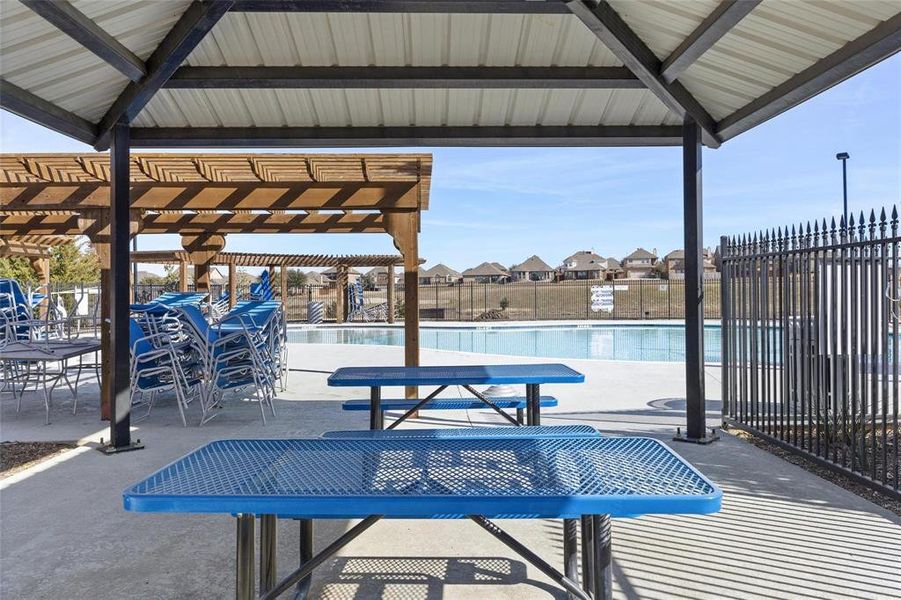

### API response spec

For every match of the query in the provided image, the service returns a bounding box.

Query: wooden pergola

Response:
[131,249,414,324]
[0,153,431,437]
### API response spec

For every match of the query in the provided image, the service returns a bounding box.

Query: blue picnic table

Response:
[327,363,585,429]
[124,435,721,600]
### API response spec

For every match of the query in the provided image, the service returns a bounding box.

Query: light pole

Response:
[836,152,849,230]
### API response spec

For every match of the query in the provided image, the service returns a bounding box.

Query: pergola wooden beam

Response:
[660,0,760,83]
[566,0,722,148]
[0,238,52,259]
[132,250,410,268]
[19,0,147,82]
[0,182,421,211]
[0,212,387,235]
[93,0,234,150]
[165,66,643,89]
[129,125,683,147]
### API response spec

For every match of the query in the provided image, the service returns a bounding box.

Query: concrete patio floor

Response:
[2,344,899,599]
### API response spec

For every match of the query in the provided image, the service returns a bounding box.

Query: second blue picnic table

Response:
[328,363,585,429]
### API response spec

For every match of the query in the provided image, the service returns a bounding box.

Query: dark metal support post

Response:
[580,515,594,594]
[102,119,143,454]
[260,514,277,595]
[591,515,613,600]
[236,514,255,600]
[527,383,541,425]
[294,519,313,600]
[370,386,382,430]
[675,117,718,444]
[563,518,580,597]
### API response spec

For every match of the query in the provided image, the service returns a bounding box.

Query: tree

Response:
[0,256,37,284]
[361,273,376,290]
[50,240,100,283]
[286,269,307,289]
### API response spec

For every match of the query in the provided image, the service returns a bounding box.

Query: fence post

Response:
[720,236,730,425]
[534,281,538,320]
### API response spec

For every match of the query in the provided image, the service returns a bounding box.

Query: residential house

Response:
[510,255,555,281]
[304,271,328,286]
[558,251,606,280]
[364,266,400,288]
[321,266,361,286]
[622,248,658,278]
[462,262,510,284]
[603,257,624,280]
[419,264,462,285]
[664,249,718,279]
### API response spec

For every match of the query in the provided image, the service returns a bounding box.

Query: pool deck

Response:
[2,344,899,599]
[291,319,723,329]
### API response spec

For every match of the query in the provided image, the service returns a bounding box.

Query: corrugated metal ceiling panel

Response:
[0,0,191,122]
[679,0,900,119]
[185,13,623,67]
[608,0,720,61]
[134,88,680,128]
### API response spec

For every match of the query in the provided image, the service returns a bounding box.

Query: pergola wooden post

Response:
[181,234,225,295]
[228,261,237,308]
[387,264,396,324]
[178,259,188,292]
[29,256,50,316]
[335,265,348,323]
[279,265,288,303]
[386,211,420,400]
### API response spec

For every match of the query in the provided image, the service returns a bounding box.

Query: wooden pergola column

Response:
[280,264,288,303]
[29,256,50,317]
[335,265,348,323]
[80,207,141,423]
[228,261,237,308]
[181,234,225,295]
[178,259,188,292]
[387,263,396,324]
[387,212,420,400]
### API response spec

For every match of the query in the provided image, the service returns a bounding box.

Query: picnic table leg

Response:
[580,515,594,594]
[294,519,313,600]
[370,386,382,430]
[260,514,277,595]
[527,383,541,426]
[235,514,255,600]
[516,407,524,425]
[592,514,612,600]
[563,518,580,597]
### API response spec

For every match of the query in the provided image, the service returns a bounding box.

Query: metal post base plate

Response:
[97,440,145,454]
[672,429,720,445]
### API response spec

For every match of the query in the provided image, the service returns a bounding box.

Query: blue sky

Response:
[1,54,898,274]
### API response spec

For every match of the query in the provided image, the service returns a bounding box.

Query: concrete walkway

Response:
[2,344,899,599]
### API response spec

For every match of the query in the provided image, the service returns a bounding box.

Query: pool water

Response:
[288,325,723,362]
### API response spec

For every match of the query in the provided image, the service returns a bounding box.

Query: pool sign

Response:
[591,285,614,313]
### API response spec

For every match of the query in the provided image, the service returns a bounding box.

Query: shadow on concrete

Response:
[315,556,566,599]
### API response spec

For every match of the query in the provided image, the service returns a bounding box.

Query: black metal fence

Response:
[721,209,900,497]
[65,278,725,323]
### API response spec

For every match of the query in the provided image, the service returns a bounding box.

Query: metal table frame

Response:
[327,364,585,430]
[0,338,101,424]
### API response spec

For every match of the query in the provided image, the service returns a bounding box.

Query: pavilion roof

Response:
[1,1,897,150]
[130,251,411,269]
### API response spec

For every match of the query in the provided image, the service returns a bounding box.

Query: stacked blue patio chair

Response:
[174,304,279,425]
[249,271,274,301]
[346,281,388,322]
[129,317,202,427]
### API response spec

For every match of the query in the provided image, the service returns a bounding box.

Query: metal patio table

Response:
[0,338,101,424]
[327,363,585,429]
[123,436,722,600]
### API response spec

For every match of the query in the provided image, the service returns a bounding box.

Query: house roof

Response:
[322,266,361,276]
[422,263,462,278]
[490,262,509,273]
[463,262,509,277]
[624,247,657,260]
[560,250,606,272]
[3,2,897,149]
[511,255,555,273]
[665,249,685,260]
[605,257,622,270]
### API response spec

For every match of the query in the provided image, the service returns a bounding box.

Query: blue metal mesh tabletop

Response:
[322,425,599,439]
[124,437,721,518]
[327,363,585,387]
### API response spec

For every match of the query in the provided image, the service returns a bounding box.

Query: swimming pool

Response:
[288,324,723,362]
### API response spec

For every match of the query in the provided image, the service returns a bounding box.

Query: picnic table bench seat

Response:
[341,395,557,412]
[322,424,598,439]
